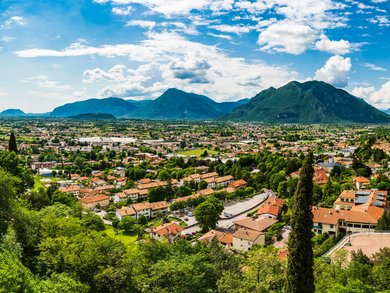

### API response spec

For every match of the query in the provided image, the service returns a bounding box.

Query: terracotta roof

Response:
[150,201,168,210]
[80,194,110,204]
[198,229,225,243]
[353,176,370,184]
[132,202,151,211]
[233,228,263,242]
[151,222,183,237]
[230,179,247,188]
[256,205,280,217]
[117,206,136,217]
[234,217,278,232]
[218,233,233,245]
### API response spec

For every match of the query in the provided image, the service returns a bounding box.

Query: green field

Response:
[177,148,218,157]
[104,225,138,251]
[32,176,45,191]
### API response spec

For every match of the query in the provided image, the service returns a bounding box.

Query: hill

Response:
[220,81,390,124]
[50,97,136,117]
[0,109,26,116]
[135,88,244,120]
[68,113,117,120]
[49,89,248,120]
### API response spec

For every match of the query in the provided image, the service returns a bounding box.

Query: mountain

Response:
[68,113,116,120]
[49,89,249,120]
[135,88,246,120]
[50,97,136,117]
[385,108,390,115]
[220,81,390,124]
[0,109,26,116]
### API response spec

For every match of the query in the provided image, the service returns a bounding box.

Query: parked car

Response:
[224,211,233,217]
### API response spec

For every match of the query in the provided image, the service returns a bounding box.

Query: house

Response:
[198,230,233,250]
[230,179,247,189]
[256,197,284,219]
[234,217,278,233]
[232,228,265,252]
[59,185,80,196]
[149,222,183,241]
[150,201,169,217]
[215,175,234,188]
[132,202,152,218]
[314,167,328,185]
[353,176,370,189]
[116,206,136,220]
[80,194,110,210]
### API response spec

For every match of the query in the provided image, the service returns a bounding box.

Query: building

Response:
[80,194,110,210]
[116,206,136,220]
[234,217,278,233]
[149,222,183,241]
[256,197,284,219]
[312,189,387,235]
[198,229,233,250]
[353,176,370,189]
[59,185,80,196]
[232,228,265,252]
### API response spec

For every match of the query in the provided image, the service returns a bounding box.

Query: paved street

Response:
[182,192,270,234]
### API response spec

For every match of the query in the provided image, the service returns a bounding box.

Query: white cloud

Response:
[314,55,352,87]
[112,6,133,16]
[258,22,316,55]
[206,33,233,40]
[209,24,250,35]
[2,16,27,27]
[371,0,387,3]
[125,20,156,29]
[31,32,297,100]
[352,81,390,109]
[21,75,73,91]
[362,63,387,71]
[369,15,390,26]
[315,34,357,55]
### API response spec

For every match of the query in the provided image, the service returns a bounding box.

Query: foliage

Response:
[194,196,224,232]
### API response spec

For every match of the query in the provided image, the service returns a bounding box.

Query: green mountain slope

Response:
[50,97,136,117]
[220,81,390,123]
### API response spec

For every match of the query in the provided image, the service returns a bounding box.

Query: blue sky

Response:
[0,0,389,112]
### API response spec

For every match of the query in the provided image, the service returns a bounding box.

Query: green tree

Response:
[82,213,105,231]
[194,196,224,232]
[8,132,18,152]
[0,170,20,235]
[119,216,136,232]
[285,152,314,293]
[376,210,390,231]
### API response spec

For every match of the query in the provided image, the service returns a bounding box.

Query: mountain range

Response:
[220,81,390,123]
[0,81,389,123]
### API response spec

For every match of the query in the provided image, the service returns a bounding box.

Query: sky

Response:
[0,0,389,113]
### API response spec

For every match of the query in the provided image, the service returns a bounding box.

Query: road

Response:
[182,191,270,234]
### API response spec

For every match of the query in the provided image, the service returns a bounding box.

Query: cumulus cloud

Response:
[351,81,390,109]
[314,55,352,87]
[29,32,297,100]
[315,34,357,55]
[258,22,316,55]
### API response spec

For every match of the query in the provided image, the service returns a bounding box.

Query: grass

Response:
[177,148,218,158]
[104,225,139,252]
[32,176,45,192]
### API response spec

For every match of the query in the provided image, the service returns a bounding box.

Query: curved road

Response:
[182,191,270,234]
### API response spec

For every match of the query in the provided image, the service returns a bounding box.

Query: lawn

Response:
[104,225,139,252]
[177,148,218,157]
[32,176,45,191]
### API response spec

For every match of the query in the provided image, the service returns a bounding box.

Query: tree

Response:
[194,196,224,232]
[8,132,17,152]
[376,210,390,231]
[0,170,20,236]
[119,216,136,232]
[82,213,105,231]
[285,152,315,293]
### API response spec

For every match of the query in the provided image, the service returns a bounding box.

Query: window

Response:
[330,224,334,229]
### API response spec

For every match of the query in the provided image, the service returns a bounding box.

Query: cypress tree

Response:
[285,152,314,293]
[8,132,18,153]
